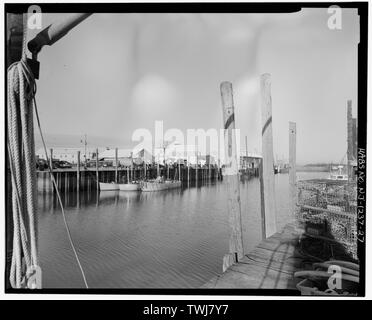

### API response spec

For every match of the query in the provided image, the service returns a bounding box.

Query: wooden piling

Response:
[187,156,190,183]
[49,148,53,171]
[220,81,244,271]
[178,159,181,181]
[130,152,134,182]
[352,118,357,160]
[260,73,277,239]
[77,151,80,193]
[347,100,353,181]
[289,122,297,217]
[96,148,99,190]
[196,151,198,182]
[245,136,249,170]
[115,147,118,183]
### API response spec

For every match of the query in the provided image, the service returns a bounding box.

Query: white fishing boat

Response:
[141,178,181,192]
[328,165,348,181]
[118,183,140,191]
[99,182,119,191]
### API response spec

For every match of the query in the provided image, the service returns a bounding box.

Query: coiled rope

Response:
[8,57,89,289]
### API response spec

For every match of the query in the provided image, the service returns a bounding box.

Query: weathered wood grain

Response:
[220,81,244,270]
[260,74,277,239]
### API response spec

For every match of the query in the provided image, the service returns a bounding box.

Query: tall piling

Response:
[96,148,99,190]
[220,81,244,271]
[289,122,297,217]
[347,100,353,181]
[115,147,118,183]
[77,151,81,193]
[260,73,277,239]
[352,118,357,160]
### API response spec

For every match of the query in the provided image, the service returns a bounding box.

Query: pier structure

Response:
[36,165,248,193]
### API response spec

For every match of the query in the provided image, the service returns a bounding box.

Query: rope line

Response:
[8,58,89,289]
[32,70,89,289]
[8,58,38,288]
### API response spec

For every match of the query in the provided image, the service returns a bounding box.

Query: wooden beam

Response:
[260,73,277,239]
[27,13,93,54]
[289,122,297,217]
[220,81,244,271]
[6,13,24,67]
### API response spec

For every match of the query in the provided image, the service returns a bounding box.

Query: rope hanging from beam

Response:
[7,58,40,289]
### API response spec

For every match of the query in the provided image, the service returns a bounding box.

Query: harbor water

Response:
[38,172,328,288]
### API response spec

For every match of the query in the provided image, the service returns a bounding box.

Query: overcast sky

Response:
[33,8,359,164]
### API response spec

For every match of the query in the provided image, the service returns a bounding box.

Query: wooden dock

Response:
[202,222,307,290]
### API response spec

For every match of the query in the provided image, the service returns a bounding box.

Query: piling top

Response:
[220,82,235,122]
[220,82,234,107]
[261,73,271,85]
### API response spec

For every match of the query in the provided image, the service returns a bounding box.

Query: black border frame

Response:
[4,2,368,296]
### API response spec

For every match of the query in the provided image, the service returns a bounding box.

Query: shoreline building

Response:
[35,147,97,164]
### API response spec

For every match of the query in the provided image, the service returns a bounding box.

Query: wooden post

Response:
[178,159,181,181]
[77,151,80,193]
[260,74,277,239]
[347,100,353,181]
[245,136,249,171]
[49,148,53,172]
[157,153,160,178]
[130,152,134,182]
[208,161,211,182]
[187,156,190,183]
[196,151,198,182]
[144,161,147,180]
[220,81,244,271]
[95,148,99,190]
[289,122,297,218]
[115,147,118,183]
[352,118,357,161]
[218,159,221,180]
[65,172,68,193]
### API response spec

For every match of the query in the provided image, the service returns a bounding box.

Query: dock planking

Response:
[202,222,307,289]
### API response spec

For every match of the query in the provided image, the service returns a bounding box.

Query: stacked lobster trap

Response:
[296,179,358,261]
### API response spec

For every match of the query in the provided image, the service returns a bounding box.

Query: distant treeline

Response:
[297,164,330,172]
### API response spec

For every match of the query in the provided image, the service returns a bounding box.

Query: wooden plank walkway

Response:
[202,222,308,289]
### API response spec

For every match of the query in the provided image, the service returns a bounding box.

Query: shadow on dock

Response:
[202,220,358,293]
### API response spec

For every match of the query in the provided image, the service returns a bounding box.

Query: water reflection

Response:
[37,173,325,288]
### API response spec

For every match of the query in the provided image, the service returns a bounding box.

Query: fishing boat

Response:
[141,178,181,192]
[118,182,140,191]
[99,182,119,191]
[328,165,348,181]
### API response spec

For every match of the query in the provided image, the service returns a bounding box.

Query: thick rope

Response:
[8,60,39,288]
[8,59,89,289]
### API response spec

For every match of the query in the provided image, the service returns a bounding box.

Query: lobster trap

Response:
[296,179,358,261]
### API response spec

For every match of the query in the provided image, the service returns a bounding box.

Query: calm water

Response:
[38,172,328,288]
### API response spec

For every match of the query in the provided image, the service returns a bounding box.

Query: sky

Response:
[32,8,359,164]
